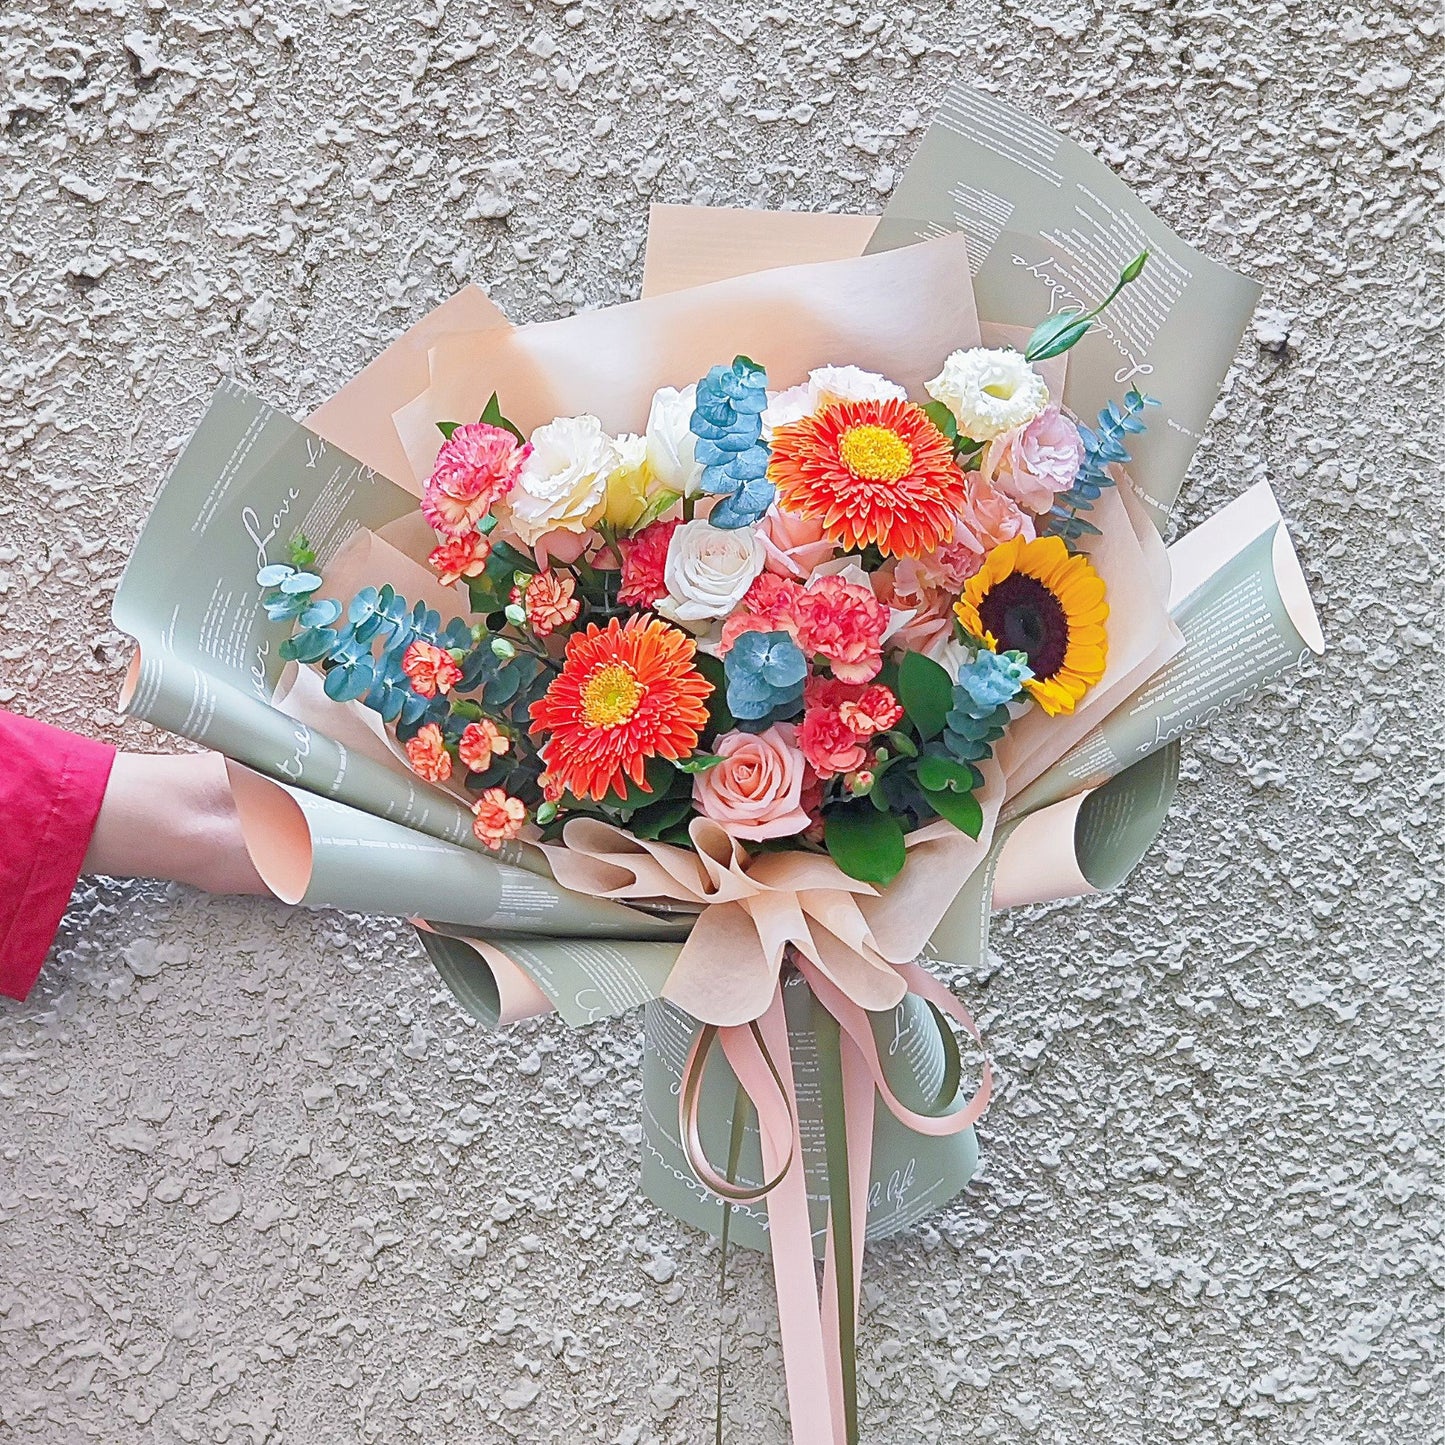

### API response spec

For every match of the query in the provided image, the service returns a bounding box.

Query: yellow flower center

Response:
[838,424,913,482]
[580,663,644,729]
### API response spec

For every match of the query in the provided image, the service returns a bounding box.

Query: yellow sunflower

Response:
[954,535,1108,716]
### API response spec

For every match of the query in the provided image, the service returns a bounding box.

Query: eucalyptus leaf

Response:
[256,563,294,587]
[279,571,323,594]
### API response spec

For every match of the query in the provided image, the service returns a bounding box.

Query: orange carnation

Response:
[458,718,510,772]
[524,570,582,638]
[528,615,712,802]
[768,398,967,559]
[428,530,492,586]
[472,788,527,850]
[401,639,463,699]
[405,723,452,783]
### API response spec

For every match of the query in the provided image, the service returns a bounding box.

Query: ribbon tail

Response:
[816,997,874,1445]
[751,988,843,1445]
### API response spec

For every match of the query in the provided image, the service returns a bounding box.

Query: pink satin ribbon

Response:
[680,956,991,1444]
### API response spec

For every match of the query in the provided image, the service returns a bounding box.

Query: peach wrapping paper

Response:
[389,233,981,495]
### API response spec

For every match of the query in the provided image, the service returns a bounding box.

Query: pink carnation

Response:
[423,423,529,537]
[793,576,889,684]
[718,572,806,654]
[799,706,870,780]
[798,677,898,780]
[617,519,678,607]
[979,405,1084,514]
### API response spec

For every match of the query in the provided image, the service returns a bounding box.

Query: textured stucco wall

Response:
[1,2,1441,1441]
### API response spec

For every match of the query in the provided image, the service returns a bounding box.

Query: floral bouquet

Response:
[113,93,1323,1444]
[259,269,1142,885]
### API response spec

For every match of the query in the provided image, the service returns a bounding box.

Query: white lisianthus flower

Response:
[658,518,766,625]
[601,432,657,531]
[644,385,704,497]
[760,383,812,437]
[925,347,1049,440]
[507,414,617,546]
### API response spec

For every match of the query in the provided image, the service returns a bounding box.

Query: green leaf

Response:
[436,420,461,440]
[1025,310,1091,362]
[694,652,732,733]
[824,806,907,887]
[605,756,681,814]
[915,753,980,794]
[898,651,954,741]
[921,400,957,442]
[480,391,526,446]
[629,795,696,840]
[922,784,983,839]
[286,534,316,569]
[675,752,723,774]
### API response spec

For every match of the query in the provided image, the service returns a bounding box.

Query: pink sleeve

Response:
[0,711,116,1002]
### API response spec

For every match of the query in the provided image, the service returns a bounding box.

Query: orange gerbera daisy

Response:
[529,615,713,802]
[954,535,1108,716]
[768,398,967,559]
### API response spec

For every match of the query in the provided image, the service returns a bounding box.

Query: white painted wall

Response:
[1,2,1439,1439]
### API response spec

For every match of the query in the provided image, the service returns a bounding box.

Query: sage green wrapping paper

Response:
[114,382,480,851]
[867,84,1263,532]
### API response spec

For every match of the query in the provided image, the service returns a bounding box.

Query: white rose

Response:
[644,385,704,497]
[807,364,907,410]
[761,366,907,438]
[657,518,766,625]
[925,347,1048,440]
[761,383,812,438]
[508,414,616,545]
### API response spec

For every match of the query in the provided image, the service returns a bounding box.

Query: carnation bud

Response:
[535,801,559,825]
[504,603,527,627]
[490,637,517,660]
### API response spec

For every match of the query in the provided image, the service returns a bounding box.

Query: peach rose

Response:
[692,723,810,841]
[954,476,1035,570]
[758,505,838,580]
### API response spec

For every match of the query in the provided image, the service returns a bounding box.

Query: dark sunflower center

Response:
[977,573,1069,680]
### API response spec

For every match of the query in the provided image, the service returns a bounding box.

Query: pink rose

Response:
[758,505,838,580]
[954,476,1035,571]
[692,724,811,841]
[979,405,1084,514]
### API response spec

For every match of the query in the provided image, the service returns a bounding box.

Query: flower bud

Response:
[490,637,516,661]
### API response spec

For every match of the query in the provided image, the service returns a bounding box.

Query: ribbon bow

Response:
[543,817,993,1444]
